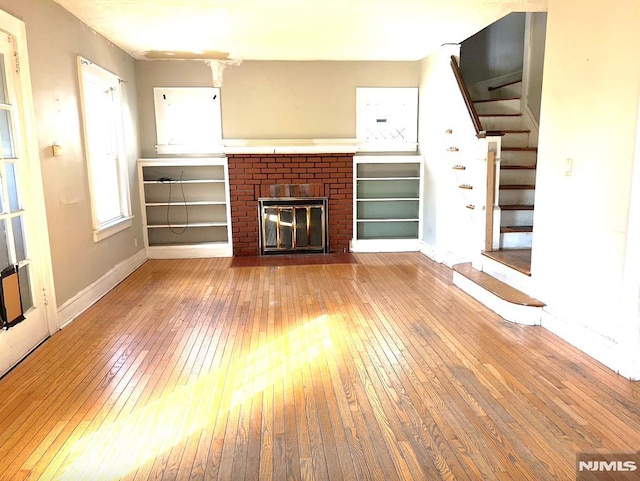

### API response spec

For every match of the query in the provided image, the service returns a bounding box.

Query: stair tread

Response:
[453,262,544,307]
[501,225,533,233]
[500,184,536,190]
[488,79,523,91]
[474,97,521,103]
[500,204,534,210]
[501,129,530,133]
[501,165,536,170]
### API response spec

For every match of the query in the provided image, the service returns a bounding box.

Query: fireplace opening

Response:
[258,197,328,255]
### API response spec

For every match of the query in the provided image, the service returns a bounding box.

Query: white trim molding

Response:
[57,249,147,329]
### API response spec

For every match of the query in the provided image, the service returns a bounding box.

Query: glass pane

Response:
[93,154,122,224]
[12,215,25,262]
[18,263,33,312]
[0,170,6,214]
[263,207,278,249]
[0,54,7,104]
[294,207,308,248]
[0,219,9,268]
[6,162,20,212]
[279,208,293,249]
[309,207,324,247]
[0,109,16,159]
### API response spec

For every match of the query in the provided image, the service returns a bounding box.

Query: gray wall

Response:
[0,0,143,306]
[136,59,420,156]
[460,12,526,85]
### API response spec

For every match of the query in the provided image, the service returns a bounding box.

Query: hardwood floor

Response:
[0,253,639,480]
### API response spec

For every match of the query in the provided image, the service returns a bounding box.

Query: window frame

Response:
[355,87,419,153]
[77,56,132,242]
[153,87,223,155]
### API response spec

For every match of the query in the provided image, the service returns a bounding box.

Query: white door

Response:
[0,11,56,376]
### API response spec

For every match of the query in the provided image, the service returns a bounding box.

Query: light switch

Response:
[565,158,573,176]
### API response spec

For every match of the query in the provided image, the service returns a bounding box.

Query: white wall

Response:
[525,12,547,123]
[532,0,640,377]
[418,46,479,265]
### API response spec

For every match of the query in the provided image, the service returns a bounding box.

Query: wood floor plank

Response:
[0,254,639,480]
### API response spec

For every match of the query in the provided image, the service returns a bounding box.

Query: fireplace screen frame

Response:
[258,197,328,255]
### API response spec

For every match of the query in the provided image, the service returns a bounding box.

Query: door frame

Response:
[0,8,57,376]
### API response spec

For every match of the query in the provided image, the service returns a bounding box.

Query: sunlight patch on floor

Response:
[50,315,333,480]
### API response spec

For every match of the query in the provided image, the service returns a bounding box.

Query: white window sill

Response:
[93,216,133,243]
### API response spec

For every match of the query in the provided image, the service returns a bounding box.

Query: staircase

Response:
[447,65,545,325]
[473,80,537,250]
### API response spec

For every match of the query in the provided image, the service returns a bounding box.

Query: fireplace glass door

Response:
[260,198,327,254]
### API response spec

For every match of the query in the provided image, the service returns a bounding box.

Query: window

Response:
[78,57,132,242]
[356,87,419,152]
[153,87,222,154]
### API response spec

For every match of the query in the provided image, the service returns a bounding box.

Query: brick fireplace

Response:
[228,153,353,256]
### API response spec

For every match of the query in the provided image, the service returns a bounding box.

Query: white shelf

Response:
[357,218,420,222]
[147,222,228,228]
[352,155,423,252]
[145,201,227,206]
[143,179,226,184]
[138,158,233,258]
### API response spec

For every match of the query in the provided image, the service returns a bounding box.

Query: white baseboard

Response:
[419,240,436,261]
[57,249,147,329]
[350,238,421,253]
[418,240,467,267]
[541,309,640,380]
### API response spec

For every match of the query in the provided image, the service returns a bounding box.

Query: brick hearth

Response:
[228,153,353,256]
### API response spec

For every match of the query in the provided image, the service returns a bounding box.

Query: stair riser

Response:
[499,189,535,205]
[501,210,534,226]
[501,132,531,148]
[500,169,537,185]
[480,116,525,131]
[500,231,533,249]
[501,150,537,167]
[474,98,521,115]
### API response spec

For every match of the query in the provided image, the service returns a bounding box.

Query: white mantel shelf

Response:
[222,138,359,155]
[155,139,420,155]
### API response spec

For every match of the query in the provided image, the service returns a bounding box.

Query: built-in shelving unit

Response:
[351,155,423,252]
[138,158,232,258]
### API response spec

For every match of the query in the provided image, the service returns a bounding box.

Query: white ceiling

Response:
[52,0,548,61]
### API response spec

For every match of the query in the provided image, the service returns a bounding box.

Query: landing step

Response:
[453,263,543,307]
[481,249,531,276]
[452,263,544,325]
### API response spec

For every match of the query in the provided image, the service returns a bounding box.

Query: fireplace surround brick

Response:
[228,153,353,256]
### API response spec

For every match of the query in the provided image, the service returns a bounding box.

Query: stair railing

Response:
[450,55,503,253]
[450,55,482,136]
